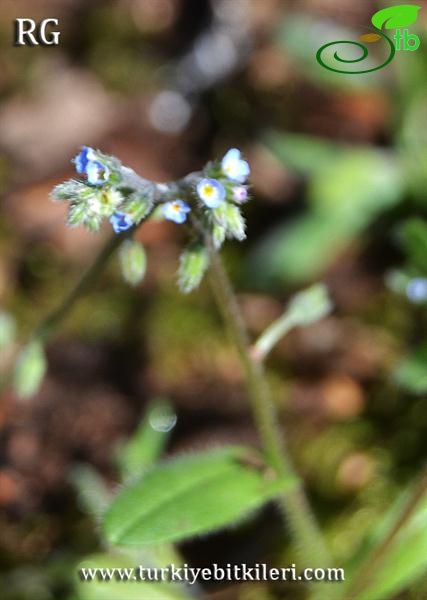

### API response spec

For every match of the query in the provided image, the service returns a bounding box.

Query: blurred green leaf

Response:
[398,91,427,200]
[393,343,427,395]
[13,341,47,399]
[348,478,427,600]
[119,240,147,286]
[250,138,403,285]
[70,465,112,520]
[400,218,427,274]
[104,446,287,547]
[265,131,340,175]
[76,554,189,600]
[371,5,421,30]
[116,400,175,483]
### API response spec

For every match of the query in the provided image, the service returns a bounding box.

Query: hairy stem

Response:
[206,242,332,569]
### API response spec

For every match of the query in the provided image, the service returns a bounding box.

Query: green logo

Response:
[316,5,421,74]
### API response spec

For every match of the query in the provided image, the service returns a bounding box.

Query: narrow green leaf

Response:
[76,554,190,600]
[119,240,147,286]
[393,343,427,395]
[371,5,421,30]
[103,446,288,547]
[13,341,47,399]
[348,479,427,600]
[401,218,427,274]
[177,243,209,294]
[116,400,175,483]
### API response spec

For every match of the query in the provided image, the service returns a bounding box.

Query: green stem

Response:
[206,243,332,569]
[34,232,130,343]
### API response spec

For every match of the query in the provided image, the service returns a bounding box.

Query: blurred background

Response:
[1,0,427,598]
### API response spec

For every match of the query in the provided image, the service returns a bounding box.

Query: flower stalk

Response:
[205,238,332,569]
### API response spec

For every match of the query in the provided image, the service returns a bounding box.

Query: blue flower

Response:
[197,178,226,208]
[232,186,248,203]
[221,148,250,183]
[86,161,110,186]
[406,278,427,304]
[73,146,97,174]
[110,212,133,233]
[163,199,191,224]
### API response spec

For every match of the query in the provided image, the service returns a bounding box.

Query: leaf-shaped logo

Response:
[359,33,382,42]
[371,5,421,30]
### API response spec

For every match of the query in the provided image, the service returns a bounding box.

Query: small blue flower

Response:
[73,146,96,174]
[110,212,133,233]
[197,178,226,208]
[232,186,248,203]
[87,161,110,186]
[406,278,427,304]
[221,148,250,183]
[163,200,191,224]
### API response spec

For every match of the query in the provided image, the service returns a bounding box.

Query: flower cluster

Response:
[51,145,251,291]
[52,146,150,233]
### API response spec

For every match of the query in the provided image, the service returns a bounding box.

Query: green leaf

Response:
[348,481,427,600]
[400,218,427,274]
[103,446,288,547]
[13,341,47,399]
[250,139,403,285]
[119,240,147,286]
[116,400,175,483]
[177,243,209,294]
[76,554,189,600]
[393,343,427,395]
[265,131,340,176]
[371,5,421,30]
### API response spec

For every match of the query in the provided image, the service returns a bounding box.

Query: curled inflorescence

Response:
[51,146,251,292]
